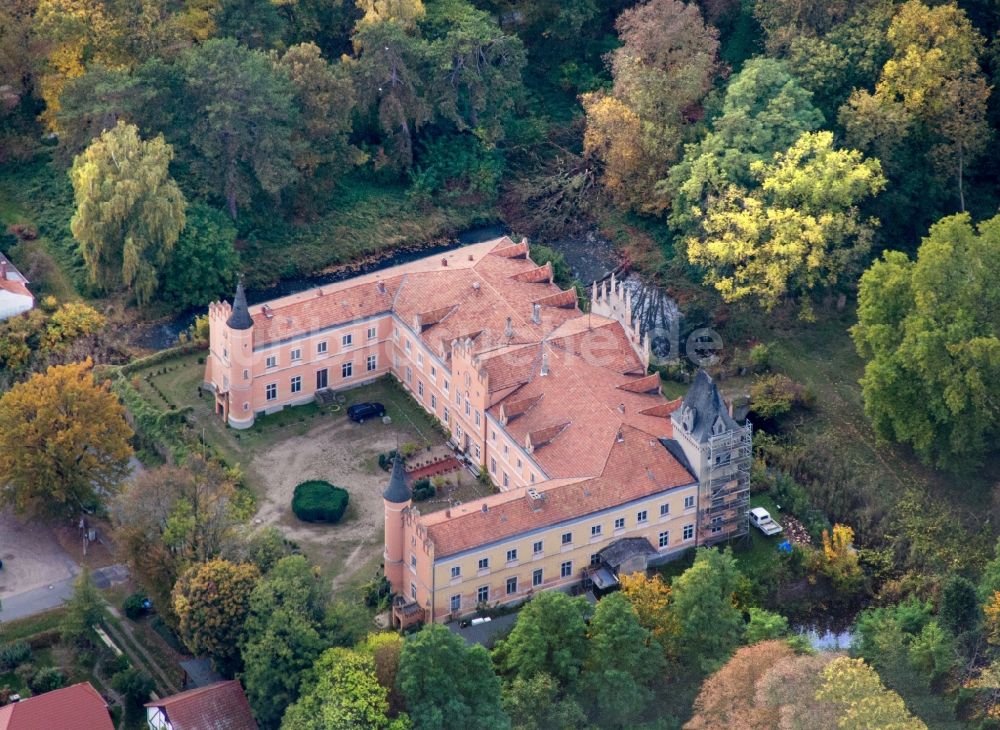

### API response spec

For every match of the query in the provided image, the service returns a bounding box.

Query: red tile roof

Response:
[145,680,257,730]
[0,682,112,730]
[423,425,696,557]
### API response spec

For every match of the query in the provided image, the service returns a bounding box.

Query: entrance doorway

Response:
[316,368,328,390]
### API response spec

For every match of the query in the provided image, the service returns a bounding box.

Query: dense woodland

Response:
[1,0,1000,727]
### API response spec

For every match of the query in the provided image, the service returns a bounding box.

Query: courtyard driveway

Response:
[0,509,78,600]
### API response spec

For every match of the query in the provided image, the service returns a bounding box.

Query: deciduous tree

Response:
[240,556,327,728]
[851,213,1000,468]
[579,592,665,727]
[398,623,508,730]
[0,359,132,520]
[179,38,300,219]
[583,0,720,213]
[666,58,824,238]
[671,547,745,672]
[158,204,239,310]
[816,657,927,729]
[500,673,587,730]
[172,559,260,673]
[841,1,990,213]
[687,131,884,314]
[494,590,589,687]
[281,647,403,730]
[70,121,186,304]
[618,571,674,653]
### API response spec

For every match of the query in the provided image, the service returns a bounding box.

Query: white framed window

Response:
[265,355,277,369]
[532,568,543,587]
[418,381,424,397]
[560,561,572,578]
[411,583,416,599]
[659,531,669,548]
[502,472,509,488]
[490,458,497,474]
[561,532,572,545]
[478,557,489,571]
[406,367,412,383]
[710,516,723,534]
[431,394,437,410]
[417,353,423,368]
[455,391,461,406]
[516,458,522,469]
[317,340,327,354]
[451,566,461,579]
[490,430,496,442]
[637,510,648,524]
[506,577,518,595]
[590,553,600,566]
[474,444,481,459]
[410,554,417,569]
[475,410,481,426]
[405,339,411,353]
[266,383,277,401]
[443,406,450,423]
[430,365,436,382]
[367,326,376,340]
[450,594,461,611]
[443,378,449,393]
[591,524,602,537]
[683,524,694,540]
[614,517,625,530]
[503,443,509,455]
[290,347,302,362]
[342,333,353,347]
[290,375,301,394]
[532,540,543,555]
[223,347,228,360]
[684,495,695,509]
[530,473,535,484]
[660,503,670,517]
[464,399,470,417]
[342,362,353,378]
[477,586,489,603]
[367,354,377,371]
[243,369,249,380]
[506,549,518,562]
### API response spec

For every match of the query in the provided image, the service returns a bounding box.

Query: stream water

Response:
[132,224,679,357]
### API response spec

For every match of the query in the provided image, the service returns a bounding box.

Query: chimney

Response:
[472,281,481,292]
[504,317,513,338]
[540,353,549,376]
[526,488,545,511]
[441,257,448,267]
[532,303,541,324]
[377,280,386,294]
[0,259,7,279]
[618,403,625,414]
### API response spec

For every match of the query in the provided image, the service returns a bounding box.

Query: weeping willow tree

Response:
[70,121,186,305]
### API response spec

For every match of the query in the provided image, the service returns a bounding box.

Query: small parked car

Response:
[750,507,783,536]
[348,402,386,423]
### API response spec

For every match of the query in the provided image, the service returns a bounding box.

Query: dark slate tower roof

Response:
[226,282,253,330]
[675,370,739,443]
[383,457,411,503]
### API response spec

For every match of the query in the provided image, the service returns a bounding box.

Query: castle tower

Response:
[382,457,411,593]
[206,282,256,429]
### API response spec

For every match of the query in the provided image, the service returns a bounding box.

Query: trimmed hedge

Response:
[292,481,349,523]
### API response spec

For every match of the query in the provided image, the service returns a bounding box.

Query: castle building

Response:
[205,237,750,624]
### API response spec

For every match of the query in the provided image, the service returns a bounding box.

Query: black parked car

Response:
[347,402,386,423]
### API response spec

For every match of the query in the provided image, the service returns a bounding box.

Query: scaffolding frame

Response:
[700,420,752,545]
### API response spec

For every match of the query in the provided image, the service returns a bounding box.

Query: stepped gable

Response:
[422,425,695,558]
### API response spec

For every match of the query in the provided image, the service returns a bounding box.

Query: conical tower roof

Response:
[383,456,411,503]
[226,281,253,330]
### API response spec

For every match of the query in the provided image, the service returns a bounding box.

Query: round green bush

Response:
[292,481,349,523]
[30,667,67,694]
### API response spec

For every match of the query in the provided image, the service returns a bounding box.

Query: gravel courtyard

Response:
[0,509,78,600]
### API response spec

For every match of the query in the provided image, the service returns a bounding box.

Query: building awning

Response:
[590,566,619,590]
[597,537,658,571]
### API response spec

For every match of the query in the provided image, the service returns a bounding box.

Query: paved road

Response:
[0,564,130,622]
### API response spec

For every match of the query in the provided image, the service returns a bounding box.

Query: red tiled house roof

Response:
[0,682,113,730]
[144,680,257,730]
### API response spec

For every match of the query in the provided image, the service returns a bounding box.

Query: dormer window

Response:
[712,415,726,435]
[681,406,694,433]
